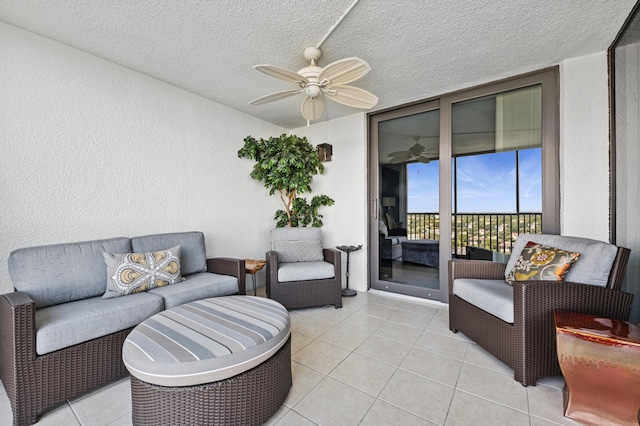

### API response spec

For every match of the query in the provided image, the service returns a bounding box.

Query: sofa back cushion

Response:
[505,234,618,287]
[131,232,207,276]
[8,237,132,308]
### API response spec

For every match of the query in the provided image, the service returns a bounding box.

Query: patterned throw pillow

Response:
[505,241,580,285]
[273,240,324,263]
[103,245,183,299]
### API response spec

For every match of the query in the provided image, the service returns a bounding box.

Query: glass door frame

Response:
[369,100,442,301]
[369,67,559,303]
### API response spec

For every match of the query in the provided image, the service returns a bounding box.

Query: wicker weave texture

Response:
[130,336,292,426]
[0,292,132,426]
[266,249,342,309]
[448,246,633,386]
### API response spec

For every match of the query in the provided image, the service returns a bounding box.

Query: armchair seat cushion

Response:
[35,292,164,355]
[147,272,239,309]
[277,261,335,283]
[453,278,514,323]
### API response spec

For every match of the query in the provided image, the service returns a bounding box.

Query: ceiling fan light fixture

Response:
[249,0,376,123]
[305,84,322,98]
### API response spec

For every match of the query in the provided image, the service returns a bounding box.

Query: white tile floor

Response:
[0,289,585,426]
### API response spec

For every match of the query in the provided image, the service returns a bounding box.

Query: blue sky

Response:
[407,148,542,213]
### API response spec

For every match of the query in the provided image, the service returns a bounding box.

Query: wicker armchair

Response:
[266,227,342,309]
[448,234,633,386]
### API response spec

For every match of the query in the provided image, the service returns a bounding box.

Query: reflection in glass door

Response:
[450,85,543,261]
[372,106,441,300]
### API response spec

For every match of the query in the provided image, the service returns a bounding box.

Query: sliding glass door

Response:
[369,68,558,303]
[372,102,441,300]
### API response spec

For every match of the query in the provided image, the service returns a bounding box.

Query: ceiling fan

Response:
[388,137,435,164]
[249,46,379,122]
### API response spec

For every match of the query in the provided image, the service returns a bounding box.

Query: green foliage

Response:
[274,195,335,228]
[238,133,334,227]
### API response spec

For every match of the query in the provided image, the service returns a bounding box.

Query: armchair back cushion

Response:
[131,231,207,276]
[270,227,325,263]
[8,237,132,308]
[504,234,618,287]
[270,227,321,246]
[273,240,324,263]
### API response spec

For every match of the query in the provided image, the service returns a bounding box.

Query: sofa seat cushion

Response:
[35,292,164,355]
[277,261,335,283]
[131,232,207,276]
[8,237,132,309]
[147,272,239,309]
[453,278,514,323]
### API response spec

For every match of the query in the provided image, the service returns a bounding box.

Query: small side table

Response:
[554,310,640,426]
[336,245,362,297]
[245,259,266,296]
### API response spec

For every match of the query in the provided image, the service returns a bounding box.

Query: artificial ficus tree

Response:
[237,133,334,227]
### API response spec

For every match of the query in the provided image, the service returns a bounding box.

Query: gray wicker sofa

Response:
[1,231,246,426]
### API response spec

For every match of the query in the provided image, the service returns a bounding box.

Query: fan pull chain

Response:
[316,0,362,49]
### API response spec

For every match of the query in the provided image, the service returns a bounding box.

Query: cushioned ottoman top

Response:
[122,296,290,387]
[401,239,439,249]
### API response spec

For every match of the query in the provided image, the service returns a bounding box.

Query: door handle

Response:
[372,198,378,220]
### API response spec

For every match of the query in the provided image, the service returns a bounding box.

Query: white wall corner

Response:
[292,112,369,292]
[559,51,611,241]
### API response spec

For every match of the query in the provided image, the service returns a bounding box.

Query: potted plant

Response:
[238,133,334,227]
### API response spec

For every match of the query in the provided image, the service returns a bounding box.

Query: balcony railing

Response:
[406,212,542,256]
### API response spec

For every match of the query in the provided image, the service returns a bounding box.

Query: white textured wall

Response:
[291,114,369,292]
[559,52,611,241]
[0,23,286,295]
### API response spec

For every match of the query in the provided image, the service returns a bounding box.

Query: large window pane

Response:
[451,85,543,257]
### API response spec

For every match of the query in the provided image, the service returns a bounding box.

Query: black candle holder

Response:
[336,245,362,297]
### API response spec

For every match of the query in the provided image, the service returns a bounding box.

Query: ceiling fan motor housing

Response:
[303,46,322,64]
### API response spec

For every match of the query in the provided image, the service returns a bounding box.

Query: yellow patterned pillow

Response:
[505,241,580,285]
[102,245,183,299]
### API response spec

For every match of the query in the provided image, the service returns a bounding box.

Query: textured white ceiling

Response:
[0,1,636,129]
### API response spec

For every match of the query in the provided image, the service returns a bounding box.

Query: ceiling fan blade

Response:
[318,57,371,85]
[414,156,431,163]
[388,150,412,157]
[301,95,326,121]
[388,153,414,162]
[249,89,302,105]
[325,85,379,108]
[254,65,309,85]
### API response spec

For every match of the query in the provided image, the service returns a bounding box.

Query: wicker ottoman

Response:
[122,296,291,426]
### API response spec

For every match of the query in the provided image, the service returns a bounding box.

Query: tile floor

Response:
[0,289,584,426]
